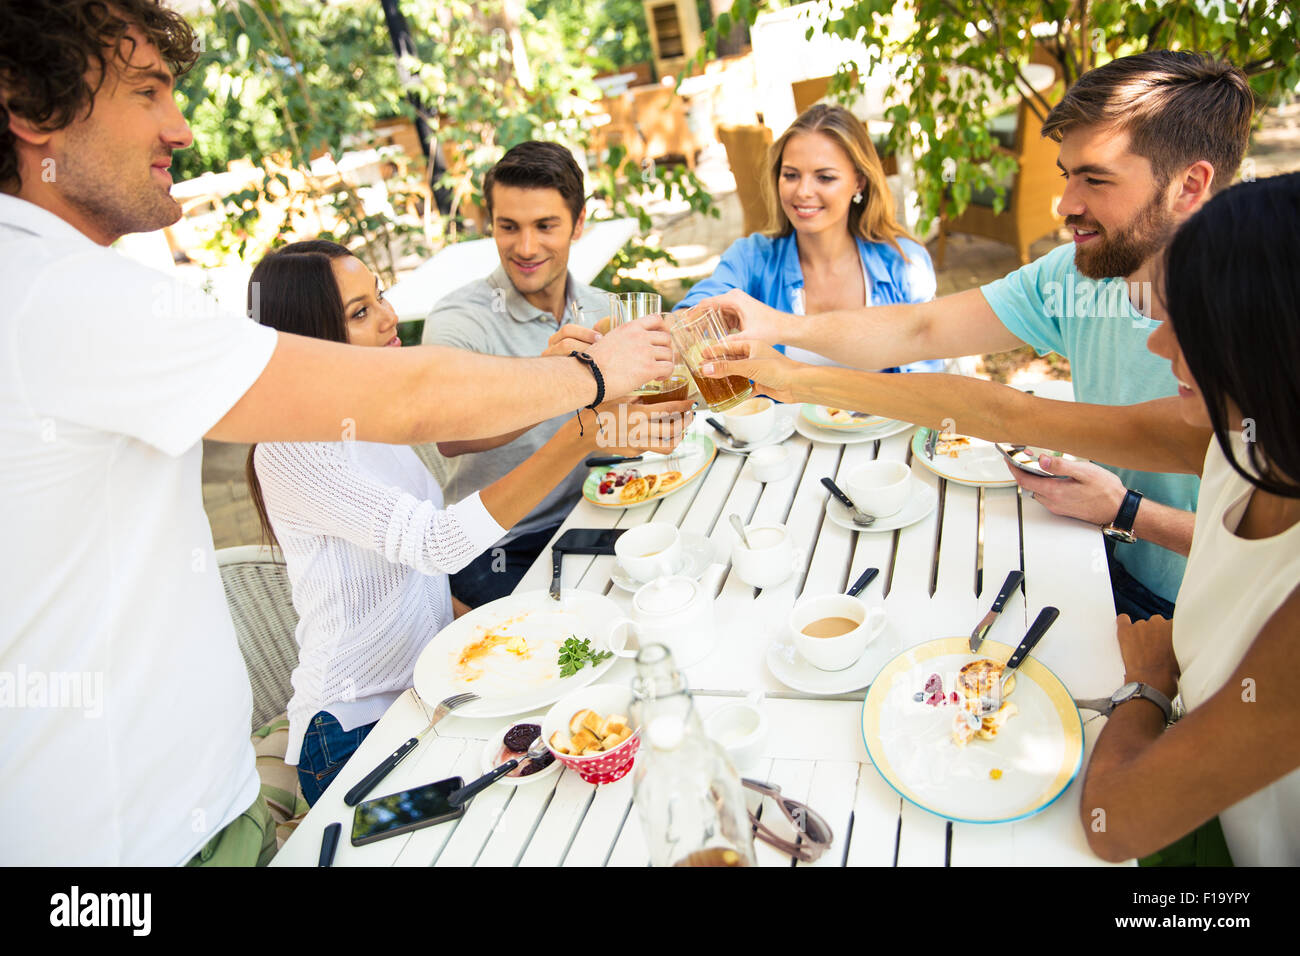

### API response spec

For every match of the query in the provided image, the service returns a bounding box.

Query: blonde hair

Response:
[761,104,914,259]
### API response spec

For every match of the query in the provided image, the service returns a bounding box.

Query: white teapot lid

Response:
[635,575,697,615]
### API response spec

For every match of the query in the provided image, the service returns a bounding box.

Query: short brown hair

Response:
[483,140,585,225]
[1041,51,1254,192]
[0,0,198,193]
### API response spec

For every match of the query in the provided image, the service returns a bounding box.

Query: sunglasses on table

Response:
[741,778,834,863]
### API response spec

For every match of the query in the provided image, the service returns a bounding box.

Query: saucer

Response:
[765,632,898,696]
[823,475,937,532]
[610,531,715,591]
[794,415,914,446]
[479,715,562,787]
[713,413,797,455]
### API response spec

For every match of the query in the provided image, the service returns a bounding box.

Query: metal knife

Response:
[969,569,1024,652]
[549,548,564,601]
[585,454,643,468]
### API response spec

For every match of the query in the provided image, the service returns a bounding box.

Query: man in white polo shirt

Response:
[0,1,671,866]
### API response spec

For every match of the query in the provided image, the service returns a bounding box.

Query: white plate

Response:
[911,429,1018,488]
[610,531,716,592]
[860,638,1084,824]
[412,590,622,720]
[823,476,938,532]
[711,412,797,454]
[794,415,915,446]
[765,629,900,696]
[800,403,889,431]
[479,715,561,787]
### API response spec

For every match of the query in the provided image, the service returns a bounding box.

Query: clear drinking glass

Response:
[607,293,671,398]
[668,305,752,412]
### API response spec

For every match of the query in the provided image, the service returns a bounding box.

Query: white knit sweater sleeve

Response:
[254,442,505,574]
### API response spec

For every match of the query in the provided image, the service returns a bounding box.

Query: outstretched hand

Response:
[696,339,805,405]
[694,289,789,346]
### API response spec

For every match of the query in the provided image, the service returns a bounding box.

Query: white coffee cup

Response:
[705,690,768,773]
[749,444,793,483]
[608,575,716,668]
[723,397,775,443]
[844,460,912,518]
[790,593,888,671]
[614,523,681,583]
[731,523,798,589]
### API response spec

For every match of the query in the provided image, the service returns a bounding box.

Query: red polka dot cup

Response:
[542,684,642,784]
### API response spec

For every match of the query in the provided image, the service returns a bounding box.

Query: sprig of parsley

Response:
[558,636,612,678]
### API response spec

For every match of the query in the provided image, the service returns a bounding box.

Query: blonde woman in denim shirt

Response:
[678,104,941,374]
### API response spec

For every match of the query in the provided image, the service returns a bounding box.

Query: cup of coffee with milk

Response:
[722,396,775,444]
[614,523,681,583]
[789,593,887,671]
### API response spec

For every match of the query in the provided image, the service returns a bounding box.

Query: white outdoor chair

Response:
[217,545,300,731]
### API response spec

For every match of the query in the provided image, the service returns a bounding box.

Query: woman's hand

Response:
[1011,455,1127,525]
[695,289,788,344]
[1114,613,1179,699]
[697,339,806,405]
[594,399,695,457]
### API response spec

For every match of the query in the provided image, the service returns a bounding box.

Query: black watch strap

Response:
[1112,489,1143,533]
[569,350,604,409]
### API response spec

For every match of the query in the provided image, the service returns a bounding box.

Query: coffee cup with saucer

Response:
[790,593,887,671]
[844,461,911,518]
[731,523,801,589]
[614,523,681,584]
[722,397,776,444]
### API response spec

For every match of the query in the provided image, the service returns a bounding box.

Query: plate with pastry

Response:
[860,637,1083,824]
[911,428,1019,488]
[583,433,716,508]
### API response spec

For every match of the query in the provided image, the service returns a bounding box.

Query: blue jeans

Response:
[298,711,376,807]
[1106,539,1176,622]
[450,525,558,608]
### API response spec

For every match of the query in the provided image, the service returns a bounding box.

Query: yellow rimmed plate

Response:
[800,403,889,431]
[860,637,1084,824]
[583,433,716,508]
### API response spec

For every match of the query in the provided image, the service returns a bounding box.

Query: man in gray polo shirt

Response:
[416,141,608,606]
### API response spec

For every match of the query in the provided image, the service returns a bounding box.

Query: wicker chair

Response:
[217,545,300,731]
[716,123,774,237]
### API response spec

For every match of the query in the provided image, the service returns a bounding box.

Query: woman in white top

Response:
[245,240,689,804]
[698,173,1300,864]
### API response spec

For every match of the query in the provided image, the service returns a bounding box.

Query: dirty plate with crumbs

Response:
[412,590,622,719]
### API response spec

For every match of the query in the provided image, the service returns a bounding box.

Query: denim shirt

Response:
[676,231,944,373]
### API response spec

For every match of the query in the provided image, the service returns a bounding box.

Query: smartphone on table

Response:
[350,776,466,847]
[553,528,625,556]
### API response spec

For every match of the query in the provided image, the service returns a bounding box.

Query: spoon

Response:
[707,416,747,448]
[729,513,753,549]
[448,737,550,805]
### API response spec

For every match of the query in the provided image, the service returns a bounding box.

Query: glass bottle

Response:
[630,644,757,867]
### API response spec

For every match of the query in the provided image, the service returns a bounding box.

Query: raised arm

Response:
[700,287,1024,369]
[208,316,672,445]
[701,346,1210,475]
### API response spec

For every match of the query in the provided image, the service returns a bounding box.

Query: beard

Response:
[57,123,182,242]
[1070,193,1178,280]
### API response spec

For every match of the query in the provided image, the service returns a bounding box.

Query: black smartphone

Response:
[350,776,466,847]
[553,528,625,555]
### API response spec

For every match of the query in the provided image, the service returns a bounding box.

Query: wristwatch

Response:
[1076,681,1174,723]
[1103,489,1143,543]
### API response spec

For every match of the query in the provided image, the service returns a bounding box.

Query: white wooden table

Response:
[273,406,1126,867]
[384,218,639,322]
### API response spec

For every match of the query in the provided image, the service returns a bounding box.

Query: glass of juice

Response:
[668,305,752,412]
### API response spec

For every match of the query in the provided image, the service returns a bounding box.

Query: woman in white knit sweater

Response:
[245,240,689,804]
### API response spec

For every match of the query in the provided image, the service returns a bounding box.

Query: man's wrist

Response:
[1123,671,1179,703]
[568,351,604,409]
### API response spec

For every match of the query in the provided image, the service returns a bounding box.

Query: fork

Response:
[923,427,938,461]
[343,690,479,806]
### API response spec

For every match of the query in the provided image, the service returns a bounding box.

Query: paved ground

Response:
[204,102,1300,550]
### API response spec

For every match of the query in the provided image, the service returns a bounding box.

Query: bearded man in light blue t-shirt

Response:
[696,52,1255,619]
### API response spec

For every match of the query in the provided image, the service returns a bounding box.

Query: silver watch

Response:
[1076,681,1173,722]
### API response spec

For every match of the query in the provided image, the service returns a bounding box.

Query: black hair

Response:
[1164,172,1300,497]
[482,140,585,225]
[244,239,356,546]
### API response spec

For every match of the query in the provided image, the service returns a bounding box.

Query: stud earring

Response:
[853,191,863,204]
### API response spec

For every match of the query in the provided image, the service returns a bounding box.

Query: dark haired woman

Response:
[698,173,1300,864]
[246,240,688,805]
